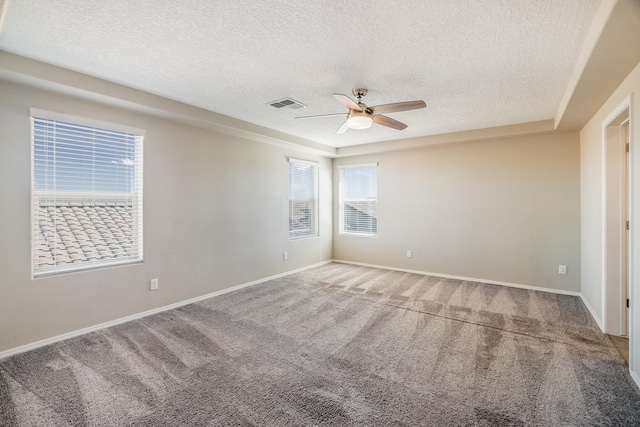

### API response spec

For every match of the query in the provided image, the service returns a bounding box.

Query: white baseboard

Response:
[631,369,640,390]
[332,259,582,296]
[0,260,332,360]
[629,370,640,388]
[580,293,604,332]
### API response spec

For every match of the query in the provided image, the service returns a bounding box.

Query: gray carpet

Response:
[1,263,639,426]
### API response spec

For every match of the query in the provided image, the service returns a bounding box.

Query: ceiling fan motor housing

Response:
[352,88,368,100]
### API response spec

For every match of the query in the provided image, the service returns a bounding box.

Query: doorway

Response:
[603,102,630,337]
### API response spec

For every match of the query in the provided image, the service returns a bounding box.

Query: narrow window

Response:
[31,110,144,276]
[339,163,378,236]
[288,159,319,239]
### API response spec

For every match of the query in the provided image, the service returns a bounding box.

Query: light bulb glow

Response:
[347,115,373,129]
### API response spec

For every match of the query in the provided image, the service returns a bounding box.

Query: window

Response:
[339,163,377,236]
[288,158,319,239]
[31,110,144,276]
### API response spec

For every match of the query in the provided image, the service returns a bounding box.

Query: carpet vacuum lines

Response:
[307,278,613,353]
[0,262,639,426]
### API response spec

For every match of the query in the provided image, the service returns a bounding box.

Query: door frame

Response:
[602,96,631,336]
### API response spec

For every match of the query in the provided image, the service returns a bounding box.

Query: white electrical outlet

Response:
[150,278,159,290]
[558,265,567,275]
[283,252,288,261]
[406,250,412,258]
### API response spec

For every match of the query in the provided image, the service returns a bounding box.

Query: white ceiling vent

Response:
[268,98,306,110]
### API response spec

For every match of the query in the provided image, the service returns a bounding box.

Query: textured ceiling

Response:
[0,0,601,148]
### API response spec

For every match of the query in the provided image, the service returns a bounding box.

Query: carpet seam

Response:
[310,282,619,356]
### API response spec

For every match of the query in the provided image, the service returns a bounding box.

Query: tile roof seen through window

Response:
[35,200,135,270]
[343,203,377,234]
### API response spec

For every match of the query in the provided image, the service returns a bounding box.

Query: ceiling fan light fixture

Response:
[297,89,426,134]
[347,114,373,129]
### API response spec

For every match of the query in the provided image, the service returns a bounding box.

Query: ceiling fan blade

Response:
[373,114,407,130]
[336,121,350,134]
[295,113,347,119]
[333,94,362,112]
[370,100,426,115]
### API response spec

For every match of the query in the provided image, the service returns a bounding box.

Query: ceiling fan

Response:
[296,89,426,134]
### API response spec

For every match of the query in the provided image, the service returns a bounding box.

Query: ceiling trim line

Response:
[555,0,616,129]
[335,119,557,157]
[555,0,640,131]
[0,50,337,157]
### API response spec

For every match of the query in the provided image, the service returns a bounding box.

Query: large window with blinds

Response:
[31,110,144,276]
[339,163,378,236]
[289,158,319,239]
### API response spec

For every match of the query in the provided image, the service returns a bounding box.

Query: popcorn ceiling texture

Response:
[0,0,600,147]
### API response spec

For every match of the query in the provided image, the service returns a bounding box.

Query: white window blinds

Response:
[289,159,319,239]
[31,112,144,276]
[339,163,378,236]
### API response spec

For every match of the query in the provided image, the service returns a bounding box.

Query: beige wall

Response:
[0,80,333,353]
[334,132,581,292]
[580,60,640,380]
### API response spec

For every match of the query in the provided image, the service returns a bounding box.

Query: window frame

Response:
[338,163,378,237]
[30,108,145,277]
[288,158,319,240]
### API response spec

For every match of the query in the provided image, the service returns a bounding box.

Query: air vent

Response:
[268,98,306,110]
